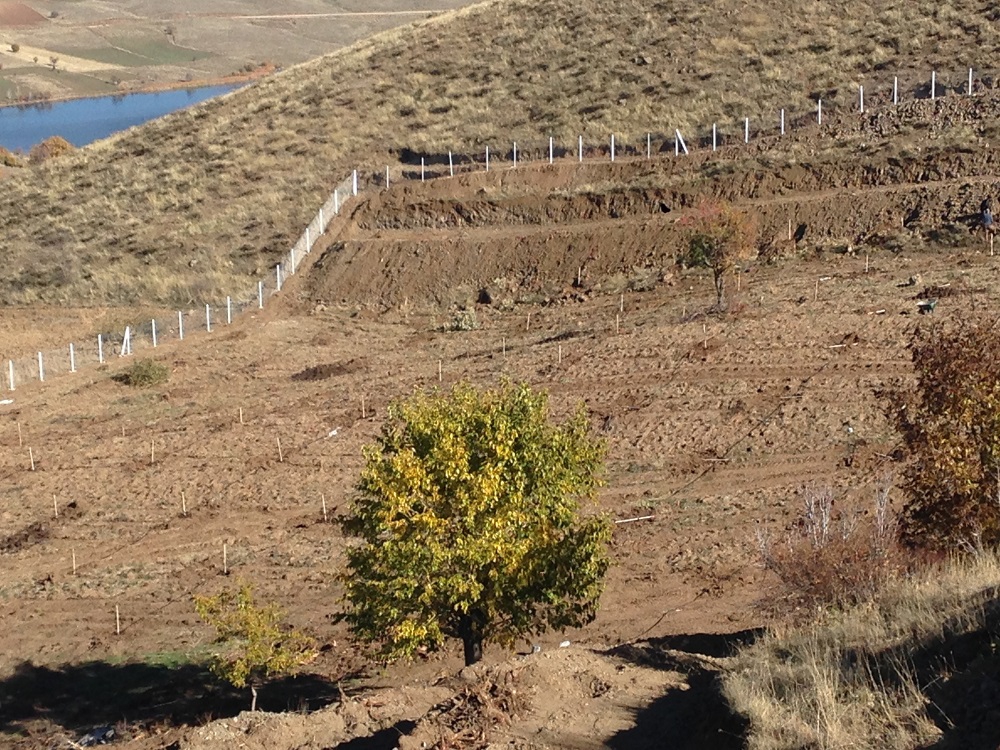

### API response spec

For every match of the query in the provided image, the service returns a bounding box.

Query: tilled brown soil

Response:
[5,97,1000,746]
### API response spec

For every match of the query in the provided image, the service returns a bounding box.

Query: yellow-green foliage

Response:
[117,358,170,388]
[341,381,610,666]
[193,584,316,690]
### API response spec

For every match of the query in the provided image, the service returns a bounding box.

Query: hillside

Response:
[2,0,1000,306]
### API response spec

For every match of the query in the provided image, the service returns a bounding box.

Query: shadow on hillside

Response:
[604,630,761,750]
[0,659,351,739]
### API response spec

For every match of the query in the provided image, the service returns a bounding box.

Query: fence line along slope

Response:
[3,0,1000,308]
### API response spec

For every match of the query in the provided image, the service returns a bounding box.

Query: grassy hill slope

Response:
[1,0,996,306]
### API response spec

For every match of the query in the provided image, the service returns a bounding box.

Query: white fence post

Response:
[205,304,212,333]
[121,327,131,356]
[610,133,615,161]
[859,85,864,113]
[817,99,823,125]
[675,129,688,155]
[744,117,749,143]
[513,143,517,168]
[37,352,44,382]
[334,189,339,214]
[485,146,490,172]
[421,157,425,182]
[319,206,324,230]
[448,151,453,177]
[8,360,14,390]
[931,70,936,100]
[893,76,899,105]
[712,123,717,151]
[968,67,974,95]
[305,227,310,251]
[276,264,282,292]
[258,281,264,309]
[549,136,554,164]
[227,296,232,325]
[646,132,651,159]
[578,135,583,162]
[385,166,390,188]
[675,135,679,156]
[98,334,104,363]
[178,312,184,341]
[780,108,785,135]
[152,319,157,348]
[290,247,296,274]
[352,169,358,196]
[70,343,76,373]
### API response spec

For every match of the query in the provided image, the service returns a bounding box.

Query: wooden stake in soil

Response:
[502,337,506,359]
[17,421,22,447]
[362,396,367,419]
[787,218,792,241]
[29,447,34,471]
[150,439,155,465]
[702,323,708,350]
[322,494,328,523]
[814,278,819,302]
[438,359,442,382]
[865,254,870,273]
[526,312,531,331]
[558,344,562,364]
[72,549,77,575]
[239,407,244,425]
[616,314,620,334]
[115,605,121,636]
[182,491,187,517]
[619,293,624,313]
[53,495,58,518]
[276,438,283,463]
[223,543,228,575]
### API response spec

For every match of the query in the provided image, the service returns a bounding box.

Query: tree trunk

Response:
[458,612,485,666]
[714,269,725,307]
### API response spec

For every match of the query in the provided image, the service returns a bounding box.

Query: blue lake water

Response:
[0,84,243,152]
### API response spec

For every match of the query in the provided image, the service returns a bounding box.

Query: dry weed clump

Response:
[756,479,904,614]
[724,552,1000,750]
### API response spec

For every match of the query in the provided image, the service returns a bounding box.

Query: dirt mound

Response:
[0,2,46,26]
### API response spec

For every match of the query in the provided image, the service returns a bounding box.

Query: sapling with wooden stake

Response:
[194,584,316,712]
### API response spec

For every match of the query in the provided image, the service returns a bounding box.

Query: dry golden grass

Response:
[1,0,999,305]
[724,553,1000,750]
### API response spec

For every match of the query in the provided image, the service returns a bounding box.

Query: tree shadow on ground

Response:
[0,659,353,741]
[605,630,763,750]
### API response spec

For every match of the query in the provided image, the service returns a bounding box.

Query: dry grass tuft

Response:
[724,552,1000,750]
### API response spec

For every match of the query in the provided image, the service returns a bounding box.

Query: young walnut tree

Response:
[340,381,611,666]
[679,199,758,308]
[194,584,316,711]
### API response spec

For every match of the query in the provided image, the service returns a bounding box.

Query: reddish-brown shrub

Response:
[757,479,905,613]
[28,136,74,164]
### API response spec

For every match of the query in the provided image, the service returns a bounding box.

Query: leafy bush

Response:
[756,480,903,612]
[10,44,19,53]
[340,381,610,666]
[448,308,479,331]
[889,321,1000,549]
[194,584,316,711]
[116,359,170,387]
